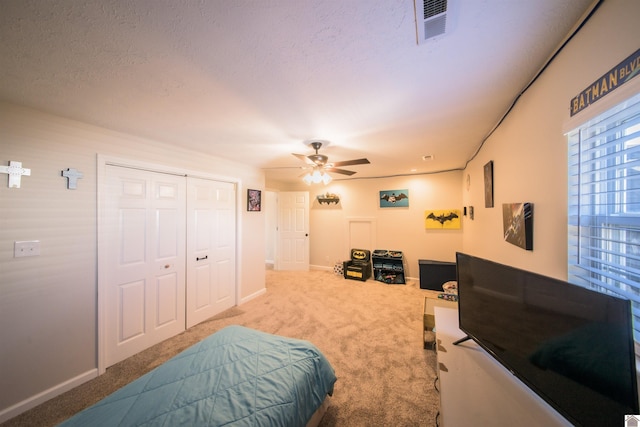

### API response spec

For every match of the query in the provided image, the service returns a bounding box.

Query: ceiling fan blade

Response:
[292,153,316,165]
[325,167,356,176]
[262,166,303,170]
[331,158,370,167]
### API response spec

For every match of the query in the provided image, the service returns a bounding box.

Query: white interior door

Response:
[103,166,186,367]
[277,191,309,270]
[186,177,236,328]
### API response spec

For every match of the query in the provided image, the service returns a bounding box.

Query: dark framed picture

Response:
[484,161,494,208]
[247,189,261,211]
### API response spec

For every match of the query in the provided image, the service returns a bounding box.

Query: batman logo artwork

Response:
[425,209,462,229]
[353,250,367,260]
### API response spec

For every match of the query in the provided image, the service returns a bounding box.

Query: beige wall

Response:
[462,0,640,279]
[301,172,464,277]
[0,103,265,419]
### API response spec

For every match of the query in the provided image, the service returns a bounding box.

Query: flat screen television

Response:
[455,252,638,427]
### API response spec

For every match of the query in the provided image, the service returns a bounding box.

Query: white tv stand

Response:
[434,307,572,427]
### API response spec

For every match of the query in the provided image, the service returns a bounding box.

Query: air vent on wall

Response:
[414,0,448,44]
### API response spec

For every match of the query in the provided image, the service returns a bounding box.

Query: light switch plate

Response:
[14,240,40,257]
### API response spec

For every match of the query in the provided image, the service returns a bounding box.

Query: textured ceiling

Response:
[0,0,594,184]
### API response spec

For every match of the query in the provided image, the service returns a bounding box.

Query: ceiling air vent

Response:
[414,0,448,44]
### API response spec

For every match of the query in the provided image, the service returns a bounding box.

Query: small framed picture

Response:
[247,189,261,211]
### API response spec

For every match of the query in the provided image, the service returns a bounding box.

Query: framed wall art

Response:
[425,209,461,229]
[247,189,261,211]
[379,189,409,208]
[502,202,533,250]
[484,160,494,208]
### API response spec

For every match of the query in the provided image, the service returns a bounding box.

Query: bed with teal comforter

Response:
[59,326,337,427]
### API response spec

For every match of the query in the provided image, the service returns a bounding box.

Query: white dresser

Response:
[434,307,572,427]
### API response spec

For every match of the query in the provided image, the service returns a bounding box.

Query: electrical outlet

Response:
[14,240,40,257]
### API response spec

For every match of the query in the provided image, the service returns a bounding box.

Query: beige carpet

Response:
[3,269,440,427]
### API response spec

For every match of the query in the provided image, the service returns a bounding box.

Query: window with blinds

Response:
[568,91,640,340]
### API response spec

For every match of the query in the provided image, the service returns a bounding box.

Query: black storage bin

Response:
[419,260,457,290]
[372,250,406,284]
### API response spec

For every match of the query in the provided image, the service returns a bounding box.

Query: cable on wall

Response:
[461,0,604,168]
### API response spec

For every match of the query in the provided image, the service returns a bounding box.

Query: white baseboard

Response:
[0,369,98,424]
[239,287,266,304]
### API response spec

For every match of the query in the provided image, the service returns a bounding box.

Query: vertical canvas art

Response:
[247,189,261,211]
[379,189,409,207]
[425,209,461,229]
[484,160,494,208]
[502,202,533,250]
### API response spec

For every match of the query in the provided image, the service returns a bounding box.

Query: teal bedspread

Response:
[58,326,336,426]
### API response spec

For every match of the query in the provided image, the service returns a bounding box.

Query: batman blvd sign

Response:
[570,48,640,116]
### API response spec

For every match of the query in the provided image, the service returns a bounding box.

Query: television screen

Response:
[455,252,638,427]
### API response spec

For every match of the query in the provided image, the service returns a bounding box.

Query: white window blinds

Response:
[568,91,640,339]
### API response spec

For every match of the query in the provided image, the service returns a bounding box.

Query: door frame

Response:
[345,216,377,254]
[97,155,241,374]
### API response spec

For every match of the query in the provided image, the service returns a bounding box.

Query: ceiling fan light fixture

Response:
[308,154,328,166]
[302,173,313,185]
[302,169,332,185]
[293,140,369,182]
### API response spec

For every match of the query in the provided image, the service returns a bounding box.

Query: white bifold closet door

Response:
[186,177,236,328]
[102,167,236,368]
[103,166,186,368]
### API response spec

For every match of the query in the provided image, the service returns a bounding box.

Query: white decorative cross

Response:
[0,161,31,188]
[62,168,83,189]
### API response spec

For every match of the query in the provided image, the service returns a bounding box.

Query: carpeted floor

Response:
[3,269,440,426]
